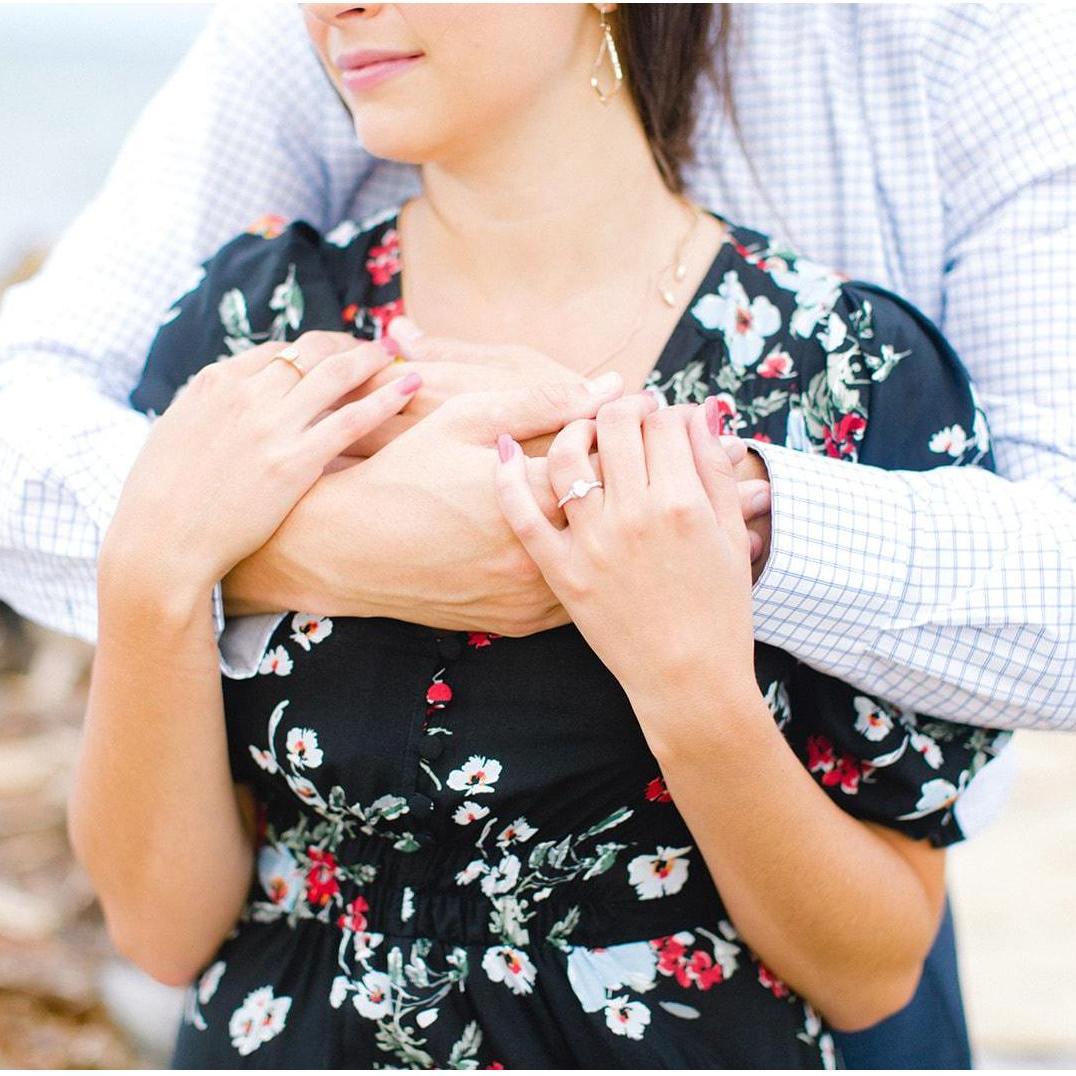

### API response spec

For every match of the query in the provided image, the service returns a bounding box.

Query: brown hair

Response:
[611,4,732,194]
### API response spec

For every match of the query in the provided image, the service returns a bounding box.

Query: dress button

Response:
[419,736,445,762]
[436,634,463,661]
[407,793,435,818]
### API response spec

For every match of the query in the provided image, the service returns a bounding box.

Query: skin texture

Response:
[70,4,940,1028]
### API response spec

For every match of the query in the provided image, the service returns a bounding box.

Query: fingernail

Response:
[704,395,722,437]
[751,488,771,514]
[388,316,423,348]
[585,371,622,396]
[378,335,400,357]
[497,433,517,462]
[397,372,422,394]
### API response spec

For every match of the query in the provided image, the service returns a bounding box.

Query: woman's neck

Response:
[402,75,691,315]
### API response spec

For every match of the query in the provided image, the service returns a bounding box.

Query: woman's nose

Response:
[304,4,384,25]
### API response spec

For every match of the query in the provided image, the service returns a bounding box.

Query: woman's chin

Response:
[350,122,434,167]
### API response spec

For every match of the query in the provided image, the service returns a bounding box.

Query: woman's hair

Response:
[612,4,732,194]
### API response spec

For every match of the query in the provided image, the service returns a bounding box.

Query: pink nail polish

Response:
[397,372,422,394]
[704,395,722,437]
[497,433,516,462]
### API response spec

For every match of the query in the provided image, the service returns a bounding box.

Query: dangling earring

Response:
[590,6,623,105]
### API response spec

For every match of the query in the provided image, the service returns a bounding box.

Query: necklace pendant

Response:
[661,287,676,307]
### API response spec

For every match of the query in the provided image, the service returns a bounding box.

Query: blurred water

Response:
[0,4,211,272]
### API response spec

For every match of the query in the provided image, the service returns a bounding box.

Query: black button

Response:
[419,736,445,761]
[407,793,435,817]
[436,635,463,661]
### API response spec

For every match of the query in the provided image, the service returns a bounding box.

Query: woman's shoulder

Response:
[130,207,403,416]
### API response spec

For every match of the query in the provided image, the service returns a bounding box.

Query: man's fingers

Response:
[738,478,772,523]
[455,373,624,441]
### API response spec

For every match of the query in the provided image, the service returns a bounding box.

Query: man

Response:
[0,3,1072,1067]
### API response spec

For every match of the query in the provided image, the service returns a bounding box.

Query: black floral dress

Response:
[131,206,1009,1069]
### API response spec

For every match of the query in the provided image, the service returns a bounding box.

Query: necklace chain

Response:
[580,196,705,380]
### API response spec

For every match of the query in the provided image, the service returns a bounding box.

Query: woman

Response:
[69,4,1006,1068]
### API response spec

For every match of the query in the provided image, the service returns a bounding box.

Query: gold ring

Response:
[270,343,306,378]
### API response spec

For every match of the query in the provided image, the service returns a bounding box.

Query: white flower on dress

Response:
[604,996,651,1040]
[691,271,781,373]
[768,257,843,339]
[257,844,304,910]
[480,854,521,898]
[853,696,893,742]
[249,745,278,773]
[197,961,226,1005]
[285,727,323,770]
[626,846,691,900]
[228,985,292,1056]
[446,754,503,795]
[902,778,960,818]
[289,613,333,651]
[353,971,393,1020]
[929,424,968,457]
[455,860,487,887]
[909,730,943,769]
[453,801,490,826]
[496,817,537,848]
[820,1034,838,1069]
[325,219,361,247]
[482,945,537,995]
[763,681,792,730]
[284,773,325,807]
[329,975,350,1009]
[785,404,810,453]
[258,645,293,677]
[351,931,384,961]
[566,942,658,1013]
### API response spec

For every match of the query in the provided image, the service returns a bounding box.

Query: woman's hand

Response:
[495,394,762,731]
[101,332,422,596]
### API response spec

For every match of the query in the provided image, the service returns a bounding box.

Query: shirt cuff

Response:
[744,440,915,666]
[210,581,284,679]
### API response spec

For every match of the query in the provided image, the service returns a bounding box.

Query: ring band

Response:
[270,343,306,378]
[557,477,603,508]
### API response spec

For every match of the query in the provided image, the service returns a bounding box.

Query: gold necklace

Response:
[580,197,705,380]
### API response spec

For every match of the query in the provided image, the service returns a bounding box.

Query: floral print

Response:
[136,207,1011,1069]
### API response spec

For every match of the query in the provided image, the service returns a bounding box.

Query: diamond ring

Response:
[556,477,604,508]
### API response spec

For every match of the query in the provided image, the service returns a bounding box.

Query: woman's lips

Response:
[338,54,423,93]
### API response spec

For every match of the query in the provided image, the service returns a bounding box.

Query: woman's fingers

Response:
[642,405,706,501]
[594,393,659,503]
[303,370,423,464]
[247,331,362,390]
[686,396,748,532]
[494,434,567,574]
[282,342,397,428]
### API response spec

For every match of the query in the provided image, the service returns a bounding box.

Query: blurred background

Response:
[1,2,1074,1068]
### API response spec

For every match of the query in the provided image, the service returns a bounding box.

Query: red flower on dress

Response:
[337,895,370,932]
[758,964,790,998]
[644,776,672,803]
[246,213,287,239]
[366,229,401,286]
[427,677,453,710]
[822,412,866,459]
[306,847,340,906]
[467,632,502,649]
[368,299,404,338]
[651,935,725,991]
[751,432,773,443]
[341,303,360,325]
[757,348,792,378]
[807,735,835,774]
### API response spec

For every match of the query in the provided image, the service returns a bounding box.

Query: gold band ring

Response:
[270,343,306,379]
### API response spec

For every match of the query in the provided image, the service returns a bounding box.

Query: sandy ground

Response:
[950,730,1076,1067]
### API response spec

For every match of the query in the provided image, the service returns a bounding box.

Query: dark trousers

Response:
[832,898,971,1069]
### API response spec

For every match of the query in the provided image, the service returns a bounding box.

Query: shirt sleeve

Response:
[0,2,370,658]
[748,5,1076,734]
[768,282,1011,846]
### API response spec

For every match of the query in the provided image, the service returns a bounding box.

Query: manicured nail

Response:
[751,488,771,515]
[378,335,400,357]
[585,371,622,395]
[497,433,517,462]
[388,316,423,349]
[397,372,422,394]
[704,395,722,437]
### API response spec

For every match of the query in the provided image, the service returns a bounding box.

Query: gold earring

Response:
[590,7,623,105]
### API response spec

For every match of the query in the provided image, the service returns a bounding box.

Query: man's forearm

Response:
[750,441,1076,731]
